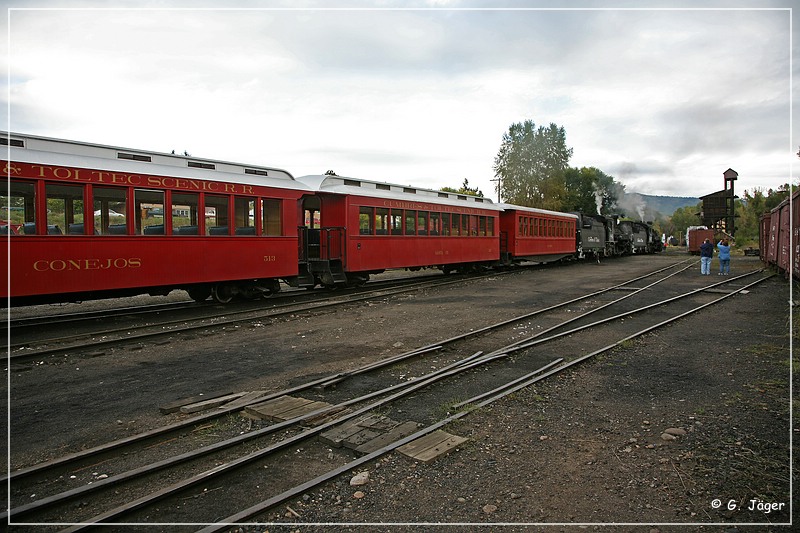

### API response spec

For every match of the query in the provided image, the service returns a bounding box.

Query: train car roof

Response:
[496,203,580,220]
[297,174,503,211]
[2,131,310,192]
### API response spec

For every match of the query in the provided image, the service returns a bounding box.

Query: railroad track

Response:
[5,272,486,363]
[6,271,452,330]
[4,261,772,529]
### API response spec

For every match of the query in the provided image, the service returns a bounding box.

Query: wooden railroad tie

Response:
[397,430,468,463]
[243,395,350,426]
[319,414,467,461]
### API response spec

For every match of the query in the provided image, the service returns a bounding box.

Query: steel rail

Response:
[10,262,712,527]
[316,259,694,388]
[192,275,773,532]
[54,349,497,531]
[502,261,696,352]
[44,265,709,528]
[4,349,483,521]
[3,260,689,481]
[497,269,765,357]
[6,273,487,361]
[5,272,451,330]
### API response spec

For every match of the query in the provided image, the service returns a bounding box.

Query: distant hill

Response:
[638,194,699,217]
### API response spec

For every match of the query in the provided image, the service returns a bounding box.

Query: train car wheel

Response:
[345,274,369,288]
[211,283,236,304]
[262,280,281,297]
[187,286,212,303]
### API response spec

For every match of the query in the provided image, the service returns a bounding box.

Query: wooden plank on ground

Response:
[412,434,468,463]
[319,416,378,447]
[179,392,247,414]
[341,427,384,450]
[223,391,270,410]
[397,430,468,462]
[159,391,233,414]
[275,400,332,421]
[305,406,352,427]
[244,396,311,420]
[247,395,307,413]
[355,421,420,454]
[355,415,399,431]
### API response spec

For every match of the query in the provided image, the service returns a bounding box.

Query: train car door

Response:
[301,195,322,260]
[299,194,347,287]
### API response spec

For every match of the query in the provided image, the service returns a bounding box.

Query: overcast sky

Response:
[3,0,796,200]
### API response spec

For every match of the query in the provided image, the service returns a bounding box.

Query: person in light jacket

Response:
[699,238,713,275]
[717,239,731,275]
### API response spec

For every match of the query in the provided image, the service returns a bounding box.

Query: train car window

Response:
[93,187,127,235]
[390,212,402,235]
[134,190,165,235]
[440,213,450,236]
[375,208,389,235]
[205,194,230,236]
[46,183,85,236]
[359,206,373,235]
[405,210,416,235]
[429,212,440,236]
[234,197,256,236]
[172,192,199,235]
[417,211,428,236]
[304,208,320,228]
[451,214,461,236]
[3,181,35,234]
[479,216,486,237]
[262,198,282,236]
[487,217,494,237]
[468,215,476,236]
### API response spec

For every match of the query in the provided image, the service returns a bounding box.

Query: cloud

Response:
[2,3,794,199]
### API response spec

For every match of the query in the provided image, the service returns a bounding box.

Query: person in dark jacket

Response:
[699,238,713,275]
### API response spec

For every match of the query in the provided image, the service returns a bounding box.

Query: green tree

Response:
[493,120,572,209]
[734,189,766,245]
[669,203,703,244]
[440,179,484,197]
[764,184,791,211]
[563,166,616,214]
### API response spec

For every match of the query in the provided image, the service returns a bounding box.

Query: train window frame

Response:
[172,192,199,235]
[390,211,402,235]
[417,211,428,236]
[441,213,450,237]
[359,206,374,235]
[234,196,256,236]
[93,186,128,235]
[404,210,416,235]
[429,212,440,236]
[449,213,459,236]
[46,182,86,236]
[262,198,282,236]
[134,189,165,235]
[205,194,230,236]
[375,207,389,236]
[487,216,494,237]
[3,181,36,234]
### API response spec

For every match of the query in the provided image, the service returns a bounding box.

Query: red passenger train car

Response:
[3,132,660,307]
[497,204,578,264]
[2,132,309,305]
[293,175,503,287]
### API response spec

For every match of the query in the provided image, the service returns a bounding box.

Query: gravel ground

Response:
[5,249,795,532]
